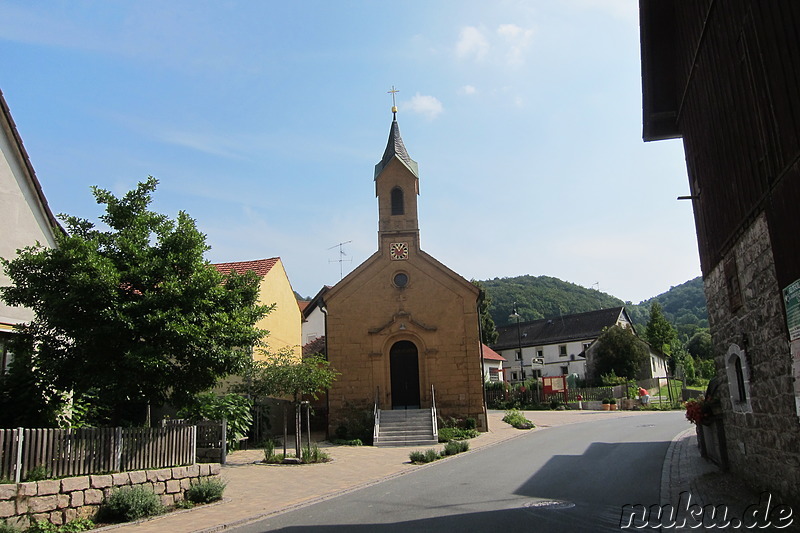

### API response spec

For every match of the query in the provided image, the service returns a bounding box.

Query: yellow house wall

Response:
[255,259,302,361]
[325,251,486,432]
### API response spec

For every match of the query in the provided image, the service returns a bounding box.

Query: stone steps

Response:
[374,409,438,447]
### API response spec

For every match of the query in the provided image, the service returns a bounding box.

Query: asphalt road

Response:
[231,411,686,532]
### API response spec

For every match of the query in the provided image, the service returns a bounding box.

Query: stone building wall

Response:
[0,463,221,529]
[704,213,800,503]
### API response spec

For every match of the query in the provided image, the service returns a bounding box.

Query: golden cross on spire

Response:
[388,86,399,114]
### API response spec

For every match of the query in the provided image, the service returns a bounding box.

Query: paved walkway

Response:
[103,410,726,532]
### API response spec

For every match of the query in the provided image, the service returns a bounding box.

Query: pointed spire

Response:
[374,112,418,179]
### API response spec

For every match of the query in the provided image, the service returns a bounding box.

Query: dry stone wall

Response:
[0,463,221,529]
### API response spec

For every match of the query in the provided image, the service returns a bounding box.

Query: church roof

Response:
[374,116,418,179]
[212,257,279,277]
[492,306,631,351]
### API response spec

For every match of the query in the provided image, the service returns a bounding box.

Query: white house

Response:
[481,344,505,382]
[0,89,60,372]
[492,307,635,383]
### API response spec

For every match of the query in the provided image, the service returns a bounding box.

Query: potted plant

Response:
[601,398,611,411]
[609,398,617,411]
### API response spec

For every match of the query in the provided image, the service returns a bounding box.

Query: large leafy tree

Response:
[0,177,269,426]
[590,325,649,381]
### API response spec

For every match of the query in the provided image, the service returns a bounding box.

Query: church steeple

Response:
[374,115,418,180]
[374,98,420,253]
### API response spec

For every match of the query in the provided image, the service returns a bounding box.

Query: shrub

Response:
[301,444,330,464]
[24,465,51,482]
[26,518,95,533]
[178,392,253,452]
[502,409,534,429]
[609,398,617,405]
[409,449,441,464]
[185,478,227,504]
[464,417,477,430]
[601,398,610,405]
[441,440,469,456]
[331,438,363,446]
[437,427,478,443]
[99,486,164,523]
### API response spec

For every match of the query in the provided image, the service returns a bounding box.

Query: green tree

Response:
[0,178,269,426]
[472,280,498,345]
[243,351,338,457]
[590,326,649,381]
[686,330,713,360]
[645,302,679,355]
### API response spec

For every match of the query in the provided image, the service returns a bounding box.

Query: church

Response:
[321,105,488,435]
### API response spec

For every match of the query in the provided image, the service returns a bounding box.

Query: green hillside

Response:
[480,275,708,339]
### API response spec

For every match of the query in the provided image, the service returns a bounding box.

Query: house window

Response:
[724,343,752,413]
[583,342,591,352]
[489,368,500,382]
[536,348,543,358]
[560,365,569,375]
[559,345,567,357]
[515,350,522,361]
[391,187,404,215]
[521,370,526,380]
[532,369,542,379]
[511,371,518,381]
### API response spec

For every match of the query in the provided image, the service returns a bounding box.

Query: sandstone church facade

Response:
[322,110,488,433]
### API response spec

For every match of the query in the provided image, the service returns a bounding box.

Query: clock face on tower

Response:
[390,242,409,260]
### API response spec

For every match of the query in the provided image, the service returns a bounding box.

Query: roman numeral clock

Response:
[390,242,409,260]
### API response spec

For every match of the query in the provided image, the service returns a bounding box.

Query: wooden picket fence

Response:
[0,425,196,483]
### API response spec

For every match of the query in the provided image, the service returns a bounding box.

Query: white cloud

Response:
[455,26,489,61]
[459,85,477,95]
[497,24,534,66]
[404,93,444,120]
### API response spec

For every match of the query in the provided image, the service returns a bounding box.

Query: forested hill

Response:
[479,275,708,338]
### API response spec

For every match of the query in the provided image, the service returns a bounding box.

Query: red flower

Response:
[685,398,705,425]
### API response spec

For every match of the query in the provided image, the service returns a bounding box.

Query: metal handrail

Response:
[430,384,438,440]
[373,386,380,443]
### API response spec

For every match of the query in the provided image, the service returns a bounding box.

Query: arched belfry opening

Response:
[391,186,404,215]
[389,340,420,409]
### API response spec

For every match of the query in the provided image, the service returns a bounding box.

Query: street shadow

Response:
[238,441,675,533]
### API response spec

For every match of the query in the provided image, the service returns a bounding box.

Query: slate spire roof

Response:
[374,113,418,179]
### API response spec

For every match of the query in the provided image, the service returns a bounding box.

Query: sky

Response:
[0,0,701,303]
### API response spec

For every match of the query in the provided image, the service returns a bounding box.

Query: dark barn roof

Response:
[492,307,629,351]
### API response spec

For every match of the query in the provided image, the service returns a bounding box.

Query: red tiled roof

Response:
[297,301,310,312]
[212,258,279,277]
[482,344,506,361]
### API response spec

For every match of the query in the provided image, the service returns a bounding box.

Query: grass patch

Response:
[502,409,535,429]
[302,444,331,464]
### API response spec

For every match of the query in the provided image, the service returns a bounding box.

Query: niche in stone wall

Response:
[724,343,752,414]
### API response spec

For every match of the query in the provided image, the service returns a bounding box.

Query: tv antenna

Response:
[328,241,353,281]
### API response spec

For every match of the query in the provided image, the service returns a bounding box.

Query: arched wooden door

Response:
[390,340,420,409]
